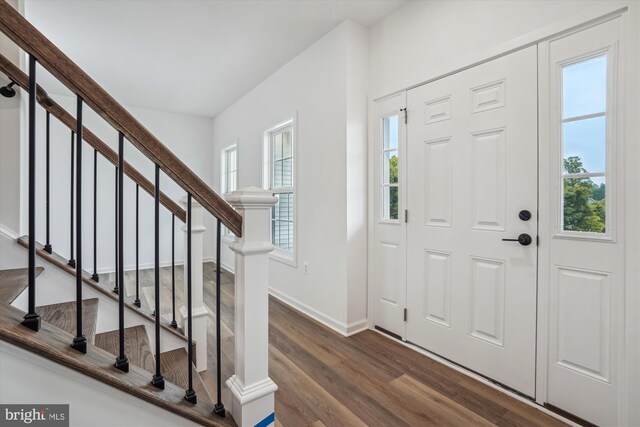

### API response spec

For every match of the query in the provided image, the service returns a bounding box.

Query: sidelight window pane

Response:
[563,55,607,119]
[381,186,398,221]
[563,176,605,233]
[560,54,609,235]
[383,115,399,150]
[562,116,606,174]
[382,151,399,184]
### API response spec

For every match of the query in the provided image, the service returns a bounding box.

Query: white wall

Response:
[29,94,216,273]
[0,0,23,235]
[213,21,369,335]
[369,0,620,99]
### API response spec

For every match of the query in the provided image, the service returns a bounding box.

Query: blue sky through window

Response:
[562,55,607,174]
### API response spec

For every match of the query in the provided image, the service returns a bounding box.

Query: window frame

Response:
[555,45,617,241]
[379,112,401,224]
[263,115,297,267]
[220,142,238,241]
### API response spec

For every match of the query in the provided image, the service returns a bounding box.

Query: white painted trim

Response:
[268,287,366,337]
[262,113,298,268]
[0,223,19,240]
[370,329,581,427]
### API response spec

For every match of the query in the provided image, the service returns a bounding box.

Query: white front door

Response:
[372,93,407,339]
[405,46,538,396]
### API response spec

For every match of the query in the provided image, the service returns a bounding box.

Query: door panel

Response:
[541,18,624,425]
[373,93,407,338]
[406,46,538,397]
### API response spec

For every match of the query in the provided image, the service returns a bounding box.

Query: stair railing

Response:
[0,1,281,423]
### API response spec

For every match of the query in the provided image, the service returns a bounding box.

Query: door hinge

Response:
[403,308,407,322]
[536,235,540,246]
[404,209,408,223]
[400,107,407,124]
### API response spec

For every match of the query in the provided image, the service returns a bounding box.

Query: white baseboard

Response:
[268,287,367,337]
[220,261,235,274]
[0,223,19,240]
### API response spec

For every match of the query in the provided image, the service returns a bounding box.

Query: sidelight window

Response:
[381,114,399,221]
[560,54,608,234]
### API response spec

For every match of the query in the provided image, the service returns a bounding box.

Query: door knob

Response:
[502,233,532,246]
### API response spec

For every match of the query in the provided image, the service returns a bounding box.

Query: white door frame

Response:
[366,2,639,424]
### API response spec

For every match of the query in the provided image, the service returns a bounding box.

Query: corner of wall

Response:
[345,20,370,326]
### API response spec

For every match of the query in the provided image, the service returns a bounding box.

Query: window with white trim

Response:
[220,144,237,238]
[380,114,399,221]
[264,118,295,261]
[560,54,609,234]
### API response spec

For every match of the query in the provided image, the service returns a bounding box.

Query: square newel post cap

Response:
[225,187,278,209]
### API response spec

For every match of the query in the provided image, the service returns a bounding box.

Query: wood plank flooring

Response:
[137,262,568,427]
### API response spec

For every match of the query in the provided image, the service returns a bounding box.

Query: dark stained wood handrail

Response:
[0,54,186,223]
[0,1,242,236]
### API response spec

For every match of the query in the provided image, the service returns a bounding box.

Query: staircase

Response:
[0,1,278,426]
[0,266,234,427]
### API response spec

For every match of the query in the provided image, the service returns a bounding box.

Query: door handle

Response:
[502,233,532,246]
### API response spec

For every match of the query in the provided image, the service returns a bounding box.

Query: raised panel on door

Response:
[406,45,538,397]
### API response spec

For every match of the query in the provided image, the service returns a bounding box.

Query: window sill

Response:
[269,249,297,268]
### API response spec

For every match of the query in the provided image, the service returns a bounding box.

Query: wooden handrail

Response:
[0,1,242,236]
[0,54,186,223]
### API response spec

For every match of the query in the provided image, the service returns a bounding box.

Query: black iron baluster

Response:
[22,54,40,332]
[71,96,86,353]
[115,132,129,372]
[112,166,119,294]
[151,164,165,389]
[170,214,177,328]
[214,218,225,416]
[43,110,52,254]
[184,194,197,404]
[68,130,76,268]
[91,149,99,282]
[134,184,141,308]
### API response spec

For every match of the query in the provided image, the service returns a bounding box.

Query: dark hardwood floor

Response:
[124,262,567,427]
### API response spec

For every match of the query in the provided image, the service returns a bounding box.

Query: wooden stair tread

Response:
[36,298,99,344]
[0,301,235,426]
[95,325,155,374]
[0,267,44,304]
[161,348,213,406]
[17,236,187,343]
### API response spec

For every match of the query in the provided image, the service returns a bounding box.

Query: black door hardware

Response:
[519,210,532,221]
[502,233,532,246]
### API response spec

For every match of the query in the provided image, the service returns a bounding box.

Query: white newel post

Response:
[180,196,208,372]
[225,187,278,427]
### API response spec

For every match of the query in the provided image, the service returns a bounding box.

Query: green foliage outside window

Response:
[390,155,398,220]
[563,156,605,233]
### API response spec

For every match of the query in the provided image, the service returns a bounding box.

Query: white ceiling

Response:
[24,0,407,118]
